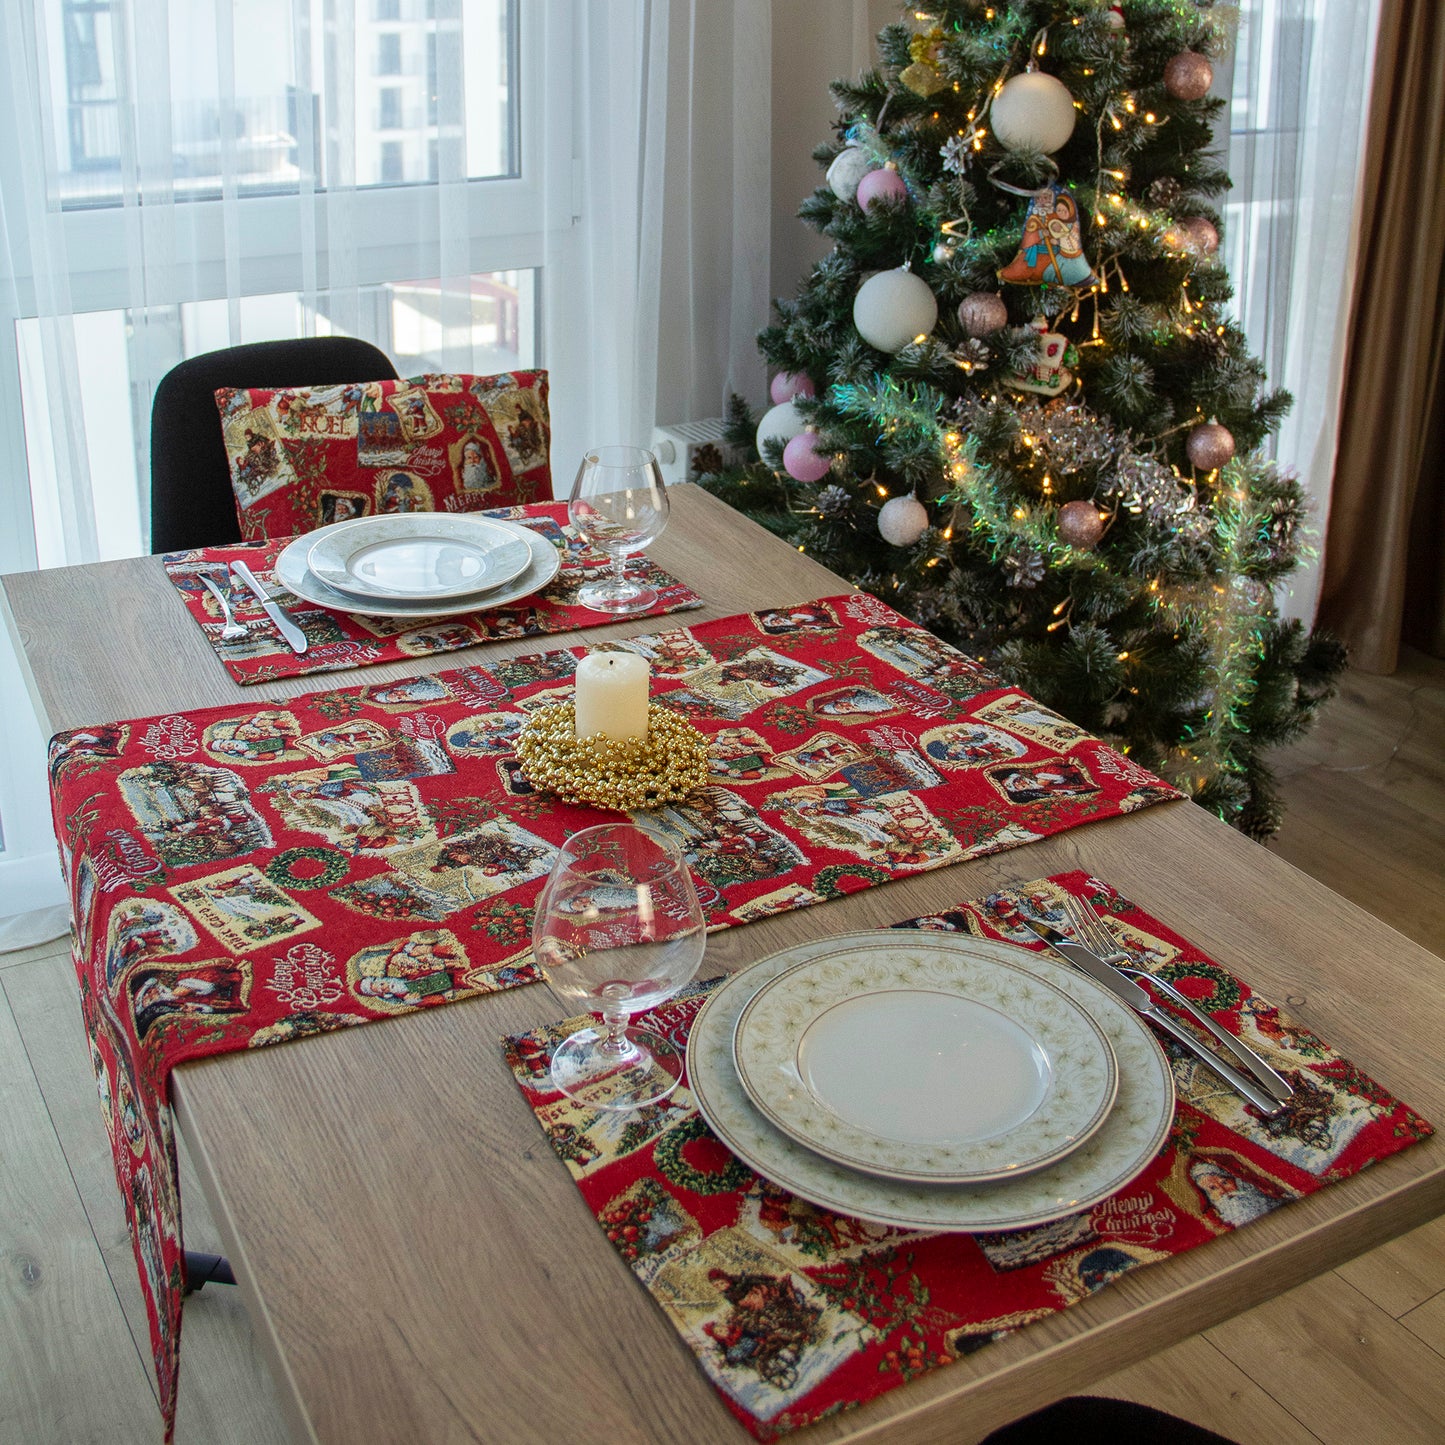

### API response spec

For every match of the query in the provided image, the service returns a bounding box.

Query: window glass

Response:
[51,0,515,207]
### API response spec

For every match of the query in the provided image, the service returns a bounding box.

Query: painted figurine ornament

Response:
[998,185,1097,288]
[1006,318,1075,397]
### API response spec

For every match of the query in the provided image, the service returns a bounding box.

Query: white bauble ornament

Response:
[853,269,939,353]
[878,494,930,547]
[755,400,807,457]
[990,71,1077,154]
[827,147,875,202]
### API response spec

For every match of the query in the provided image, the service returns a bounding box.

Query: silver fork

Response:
[199,574,249,643]
[1061,893,1292,1102]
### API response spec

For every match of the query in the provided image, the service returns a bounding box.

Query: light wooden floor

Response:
[3,650,1443,1444]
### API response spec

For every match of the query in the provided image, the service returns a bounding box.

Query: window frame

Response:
[3,4,559,323]
[0,2,572,581]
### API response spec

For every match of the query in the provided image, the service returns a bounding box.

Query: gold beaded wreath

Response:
[515,702,709,811]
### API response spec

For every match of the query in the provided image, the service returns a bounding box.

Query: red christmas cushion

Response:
[216,370,552,541]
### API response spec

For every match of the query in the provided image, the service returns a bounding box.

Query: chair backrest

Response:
[148,337,399,553]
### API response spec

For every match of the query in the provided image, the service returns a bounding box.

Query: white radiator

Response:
[651,418,739,487]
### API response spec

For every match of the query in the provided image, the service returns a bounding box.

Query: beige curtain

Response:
[1317,0,1445,672]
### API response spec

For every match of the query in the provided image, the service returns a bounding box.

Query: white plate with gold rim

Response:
[731,937,1118,1184]
[306,512,534,600]
[687,931,1174,1233]
[273,516,560,619]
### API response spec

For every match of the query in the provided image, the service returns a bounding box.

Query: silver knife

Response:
[1024,920,1289,1117]
[230,560,309,655]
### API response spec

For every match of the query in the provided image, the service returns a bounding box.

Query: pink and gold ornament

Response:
[770,371,816,404]
[782,431,834,483]
[1187,421,1236,471]
[856,167,908,211]
[957,292,1009,337]
[1056,499,1106,550]
[1164,51,1214,102]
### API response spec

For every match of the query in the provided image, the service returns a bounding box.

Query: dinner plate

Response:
[687,931,1174,1233]
[273,516,561,619]
[732,938,1118,1184]
[306,513,534,600]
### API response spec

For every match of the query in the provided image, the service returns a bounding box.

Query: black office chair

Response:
[148,337,400,553]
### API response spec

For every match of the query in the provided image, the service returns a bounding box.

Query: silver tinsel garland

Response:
[958,396,1213,545]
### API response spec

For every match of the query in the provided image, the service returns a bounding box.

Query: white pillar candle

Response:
[573,651,650,740]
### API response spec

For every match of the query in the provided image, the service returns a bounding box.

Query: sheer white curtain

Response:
[1222,0,1380,625]
[0,0,771,935]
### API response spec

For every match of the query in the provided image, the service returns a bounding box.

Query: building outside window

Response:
[7,0,529,571]
[377,30,402,76]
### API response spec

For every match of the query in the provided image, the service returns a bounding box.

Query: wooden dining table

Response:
[4,482,1443,1444]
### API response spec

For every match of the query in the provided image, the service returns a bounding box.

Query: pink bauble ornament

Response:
[1187,421,1236,471]
[878,494,930,547]
[1164,51,1214,101]
[783,432,833,482]
[770,371,816,404]
[957,291,1009,337]
[1180,216,1220,256]
[1057,499,1105,550]
[856,167,908,211]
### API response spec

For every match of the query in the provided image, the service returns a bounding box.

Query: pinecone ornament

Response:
[1147,177,1183,208]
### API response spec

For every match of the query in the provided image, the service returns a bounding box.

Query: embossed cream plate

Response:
[307,513,534,600]
[687,931,1174,1232]
[732,938,1118,1183]
[274,517,560,619]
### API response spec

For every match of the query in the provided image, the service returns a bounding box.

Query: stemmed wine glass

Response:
[532,824,705,1112]
[567,446,670,614]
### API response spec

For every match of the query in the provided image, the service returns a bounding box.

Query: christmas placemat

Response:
[162,501,703,684]
[502,870,1433,1441]
[49,593,1180,1441]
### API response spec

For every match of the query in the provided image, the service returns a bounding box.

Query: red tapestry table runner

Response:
[502,870,1433,1441]
[163,501,703,684]
[50,593,1181,1440]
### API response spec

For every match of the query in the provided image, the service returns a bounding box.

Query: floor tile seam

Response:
[1203,1281,1445,1437]
[0,938,74,973]
[1182,1332,1325,1443]
[1377,689,1444,789]
[0,961,160,1405]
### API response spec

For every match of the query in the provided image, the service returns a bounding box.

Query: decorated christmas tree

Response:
[701,0,1344,838]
